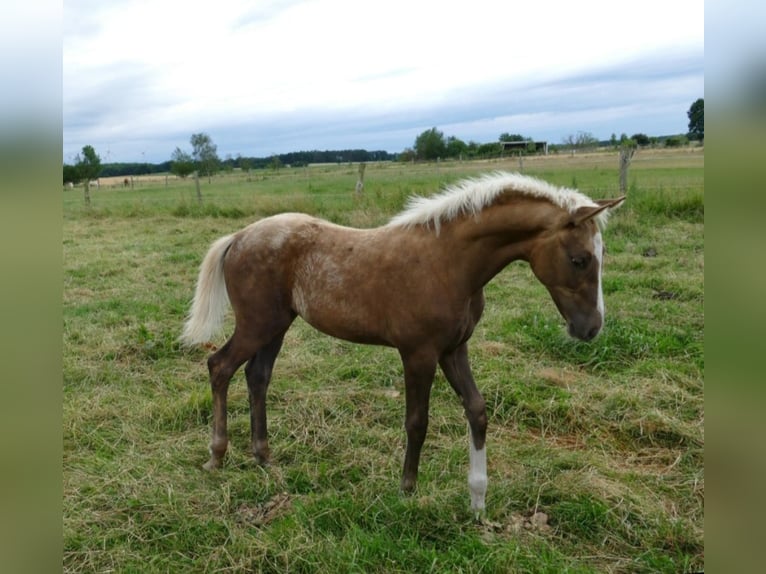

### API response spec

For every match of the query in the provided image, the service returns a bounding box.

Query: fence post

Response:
[355,162,366,195]
[619,146,636,195]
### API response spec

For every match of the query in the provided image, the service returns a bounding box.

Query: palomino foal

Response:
[181,172,624,513]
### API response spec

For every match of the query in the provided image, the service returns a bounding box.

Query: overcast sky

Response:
[63,0,704,164]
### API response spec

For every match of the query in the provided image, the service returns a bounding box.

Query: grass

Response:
[63,148,704,572]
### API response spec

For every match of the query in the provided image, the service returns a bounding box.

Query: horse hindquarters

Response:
[186,224,296,470]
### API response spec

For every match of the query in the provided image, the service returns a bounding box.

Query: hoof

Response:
[253,453,271,468]
[202,458,222,471]
[400,478,417,494]
[472,508,487,523]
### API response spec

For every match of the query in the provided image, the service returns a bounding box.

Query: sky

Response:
[63,0,704,164]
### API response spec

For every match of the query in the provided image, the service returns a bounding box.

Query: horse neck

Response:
[446,197,563,290]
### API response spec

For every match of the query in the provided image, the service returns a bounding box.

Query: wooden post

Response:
[195,171,202,202]
[355,162,366,195]
[619,147,636,195]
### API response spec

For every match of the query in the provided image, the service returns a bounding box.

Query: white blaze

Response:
[594,231,605,320]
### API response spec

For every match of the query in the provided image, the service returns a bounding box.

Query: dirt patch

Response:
[236,492,293,527]
[476,341,510,356]
[480,510,552,538]
[537,367,582,387]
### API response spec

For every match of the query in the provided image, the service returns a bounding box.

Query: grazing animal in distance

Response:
[181,171,624,513]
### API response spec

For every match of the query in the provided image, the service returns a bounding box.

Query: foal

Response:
[181,172,624,513]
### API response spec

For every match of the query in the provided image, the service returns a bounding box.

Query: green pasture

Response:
[63,149,703,572]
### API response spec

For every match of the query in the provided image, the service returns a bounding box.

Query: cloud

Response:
[63,0,704,163]
[0,0,60,125]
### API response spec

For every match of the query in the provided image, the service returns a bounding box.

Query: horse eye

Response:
[571,256,589,269]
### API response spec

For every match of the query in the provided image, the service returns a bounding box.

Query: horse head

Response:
[528,197,625,341]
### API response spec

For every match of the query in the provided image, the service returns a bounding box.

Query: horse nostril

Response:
[567,321,601,341]
[586,325,601,341]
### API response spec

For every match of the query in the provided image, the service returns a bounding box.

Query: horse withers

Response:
[180,172,624,514]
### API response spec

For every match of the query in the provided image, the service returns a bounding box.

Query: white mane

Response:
[387,171,603,233]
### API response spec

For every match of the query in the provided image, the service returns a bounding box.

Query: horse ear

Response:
[570,197,625,226]
[596,197,626,210]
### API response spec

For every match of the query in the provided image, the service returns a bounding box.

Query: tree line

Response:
[167,137,397,181]
[63,135,396,183]
[64,99,702,184]
[405,98,703,161]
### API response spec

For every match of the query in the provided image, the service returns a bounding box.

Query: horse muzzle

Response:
[567,316,602,341]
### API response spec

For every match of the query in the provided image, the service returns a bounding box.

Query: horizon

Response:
[65,130,697,169]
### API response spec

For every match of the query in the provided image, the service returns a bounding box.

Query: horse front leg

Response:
[399,350,437,493]
[440,343,488,515]
[244,334,285,465]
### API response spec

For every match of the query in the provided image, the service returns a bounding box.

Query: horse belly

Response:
[291,270,463,349]
[292,277,392,345]
[292,250,391,345]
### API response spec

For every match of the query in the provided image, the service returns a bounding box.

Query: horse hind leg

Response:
[203,338,245,470]
[203,329,275,471]
[244,333,286,465]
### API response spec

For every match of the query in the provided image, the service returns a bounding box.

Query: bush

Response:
[664,136,687,148]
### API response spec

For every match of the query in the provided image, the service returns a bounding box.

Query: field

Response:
[63,149,704,573]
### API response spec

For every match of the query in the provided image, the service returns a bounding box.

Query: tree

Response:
[562,132,597,150]
[414,127,447,160]
[476,142,501,158]
[445,136,467,159]
[631,133,650,146]
[664,135,686,148]
[170,147,195,179]
[63,164,80,185]
[75,145,101,205]
[238,156,252,180]
[575,132,599,148]
[499,133,526,142]
[269,155,282,171]
[398,147,416,163]
[191,132,220,182]
[687,98,704,141]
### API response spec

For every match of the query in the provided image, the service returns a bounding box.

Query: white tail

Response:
[180,234,235,346]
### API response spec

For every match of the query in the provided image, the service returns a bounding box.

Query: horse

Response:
[180,171,624,514]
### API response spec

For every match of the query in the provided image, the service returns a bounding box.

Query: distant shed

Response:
[501,140,548,155]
